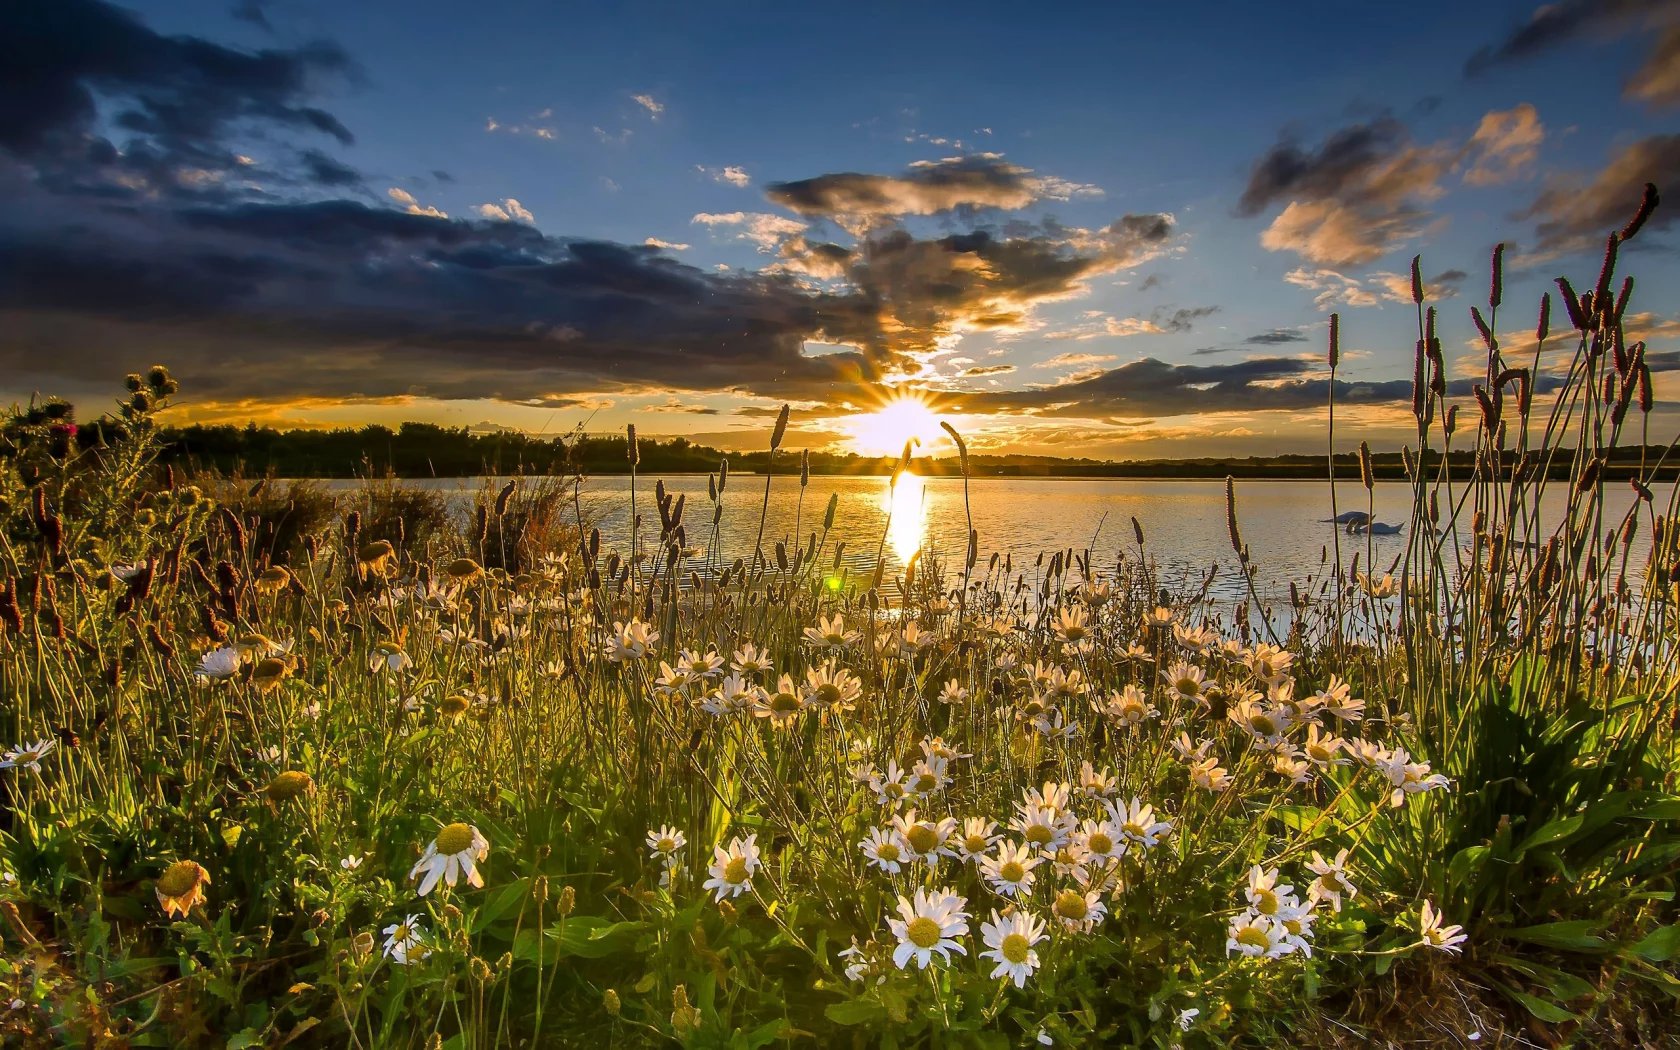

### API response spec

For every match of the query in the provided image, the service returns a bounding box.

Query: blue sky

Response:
[4,0,1679,456]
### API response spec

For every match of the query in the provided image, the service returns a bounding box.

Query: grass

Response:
[0,194,1678,1049]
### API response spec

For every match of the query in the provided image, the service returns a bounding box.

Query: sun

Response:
[846,396,943,458]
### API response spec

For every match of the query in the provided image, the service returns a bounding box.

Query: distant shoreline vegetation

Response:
[140,422,1680,482]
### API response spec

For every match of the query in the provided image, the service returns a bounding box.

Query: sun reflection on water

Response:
[881,470,927,564]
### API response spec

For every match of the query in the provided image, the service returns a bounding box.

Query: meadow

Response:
[1,190,1678,1049]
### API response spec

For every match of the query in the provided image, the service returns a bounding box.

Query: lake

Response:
[320,475,1655,606]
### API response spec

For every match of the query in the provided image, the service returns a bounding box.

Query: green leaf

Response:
[469,877,530,933]
[824,1000,886,1026]
[1634,799,1680,820]
[1521,814,1583,850]
[1509,990,1577,1023]
[1503,921,1607,952]
[1447,844,1488,887]
[1270,805,1321,833]
[1632,923,1680,962]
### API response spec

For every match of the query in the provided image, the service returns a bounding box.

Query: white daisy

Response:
[979,908,1047,987]
[979,840,1041,898]
[193,646,242,680]
[702,834,762,902]
[382,914,430,964]
[859,827,909,874]
[646,825,686,867]
[1418,899,1467,953]
[409,823,489,896]
[1226,911,1290,959]
[886,887,969,970]
[1305,849,1358,912]
[0,739,56,772]
[952,818,1000,864]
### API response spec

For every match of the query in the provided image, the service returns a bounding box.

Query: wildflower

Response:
[251,657,291,692]
[1078,761,1119,799]
[1097,685,1157,728]
[654,660,695,695]
[111,560,149,582]
[1188,755,1232,792]
[340,855,365,871]
[803,663,862,715]
[1246,644,1294,685]
[1177,1008,1200,1032]
[704,672,759,716]
[646,825,687,867]
[838,940,872,982]
[382,914,429,964]
[1081,579,1115,607]
[1043,664,1087,700]
[752,674,805,727]
[1270,679,1319,724]
[702,834,761,901]
[356,541,396,579]
[805,614,860,649]
[1313,676,1365,721]
[906,757,950,797]
[605,620,658,662]
[1378,748,1452,807]
[265,770,314,803]
[1272,753,1312,786]
[1012,806,1073,856]
[979,840,1041,898]
[887,888,969,970]
[1418,899,1467,953]
[1051,878,1107,932]
[920,735,971,763]
[410,823,490,896]
[1110,797,1173,850]
[898,621,933,655]
[894,810,958,865]
[1024,779,1072,814]
[953,818,1000,863]
[194,646,242,680]
[1143,606,1176,631]
[860,827,909,873]
[1162,662,1210,705]
[1228,695,1291,747]
[1226,912,1290,959]
[1302,725,1349,768]
[1170,731,1213,761]
[1243,866,1296,918]
[1074,815,1122,867]
[1346,737,1388,767]
[443,557,483,583]
[369,641,412,674]
[1052,604,1089,646]
[155,860,211,918]
[980,909,1048,987]
[1032,708,1079,742]
[1049,840,1092,880]
[685,649,726,678]
[1305,849,1357,912]
[1278,899,1318,955]
[938,679,968,705]
[868,760,910,807]
[0,739,56,772]
[1357,572,1397,599]
[1173,622,1218,653]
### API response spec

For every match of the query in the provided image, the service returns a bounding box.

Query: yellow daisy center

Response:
[1025,825,1053,847]
[436,823,476,855]
[439,695,470,716]
[906,916,942,949]
[964,835,988,854]
[1088,833,1114,855]
[1252,715,1278,736]
[656,837,676,853]
[1055,891,1088,920]
[813,684,841,706]
[906,826,938,854]
[1237,926,1271,949]
[876,842,901,862]
[1000,932,1031,964]
[157,861,205,898]
[1176,677,1198,695]
[1253,888,1279,915]
[723,857,749,885]
[912,773,938,793]
[769,692,800,714]
[266,770,313,802]
[999,860,1026,883]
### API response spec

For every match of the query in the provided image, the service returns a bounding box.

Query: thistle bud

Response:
[1410,255,1423,305]
[626,424,639,466]
[770,404,789,451]
[1328,313,1340,369]
[1490,242,1504,308]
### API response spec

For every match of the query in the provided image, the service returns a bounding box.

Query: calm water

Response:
[322,476,1655,605]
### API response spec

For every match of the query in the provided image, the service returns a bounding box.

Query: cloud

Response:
[765,154,1092,226]
[692,211,809,250]
[1285,268,1379,310]
[1522,133,1680,257]
[644,237,690,251]
[1366,267,1464,303]
[632,94,663,117]
[1239,117,1447,267]
[1244,328,1308,345]
[387,187,446,218]
[1465,1,1680,107]
[960,364,1016,376]
[699,165,750,188]
[300,148,360,187]
[646,397,718,414]
[1037,353,1116,368]
[1462,104,1545,186]
[476,198,534,223]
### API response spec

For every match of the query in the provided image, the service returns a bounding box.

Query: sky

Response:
[4,0,1680,459]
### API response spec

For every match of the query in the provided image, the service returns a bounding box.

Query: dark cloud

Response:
[765,154,1040,223]
[1191,347,1236,356]
[960,364,1016,376]
[300,148,361,187]
[231,0,272,31]
[1523,134,1680,256]
[952,356,1414,419]
[1156,305,1219,333]
[1136,273,1163,292]
[1237,116,1446,267]
[1465,1,1680,107]
[1244,328,1308,345]
[2,0,353,169]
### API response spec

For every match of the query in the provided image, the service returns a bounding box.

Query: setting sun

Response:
[845,395,944,458]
